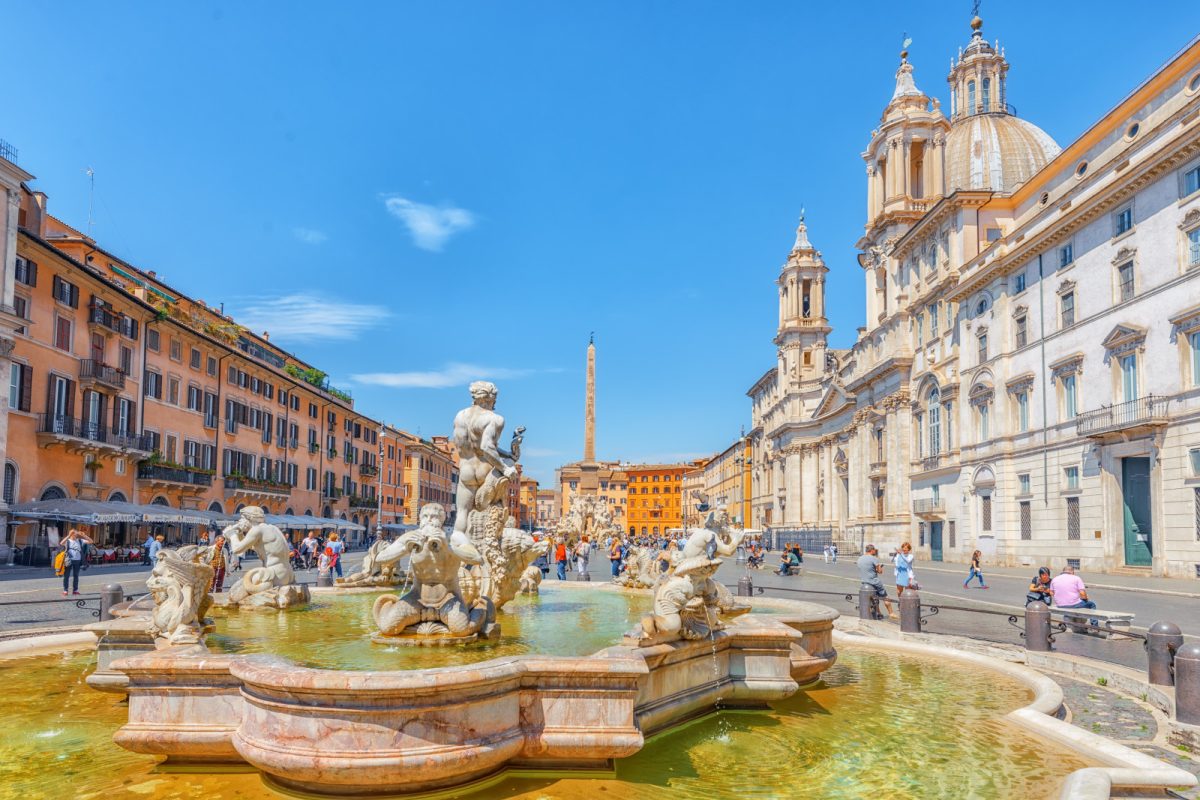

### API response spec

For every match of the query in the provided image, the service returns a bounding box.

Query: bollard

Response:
[737,575,753,597]
[859,585,875,620]
[316,569,333,588]
[1024,601,1051,652]
[1175,643,1200,726]
[99,583,124,621]
[1147,621,1184,687]
[899,590,922,633]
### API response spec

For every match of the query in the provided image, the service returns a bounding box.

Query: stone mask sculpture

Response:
[372,503,495,643]
[223,506,309,609]
[654,503,749,618]
[638,556,724,642]
[147,545,215,645]
[517,563,543,595]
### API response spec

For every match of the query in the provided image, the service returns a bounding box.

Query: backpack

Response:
[53,550,67,576]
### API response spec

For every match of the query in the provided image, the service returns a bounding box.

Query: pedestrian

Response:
[963,550,989,589]
[326,533,345,579]
[1050,566,1096,611]
[554,537,568,581]
[609,536,624,580]
[147,534,164,565]
[892,541,915,596]
[575,535,592,579]
[823,544,830,563]
[59,528,94,596]
[301,531,318,570]
[856,544,896,619]
[141,531,154,566]
[1025,567,1054,606]
[830,544,838,563]
[210,532,230,593]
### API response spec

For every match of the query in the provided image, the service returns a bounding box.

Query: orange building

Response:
[378,425,408,528]
[399,433,457,525]
[624,463,688,536]
[3,182,383,557]
[517,476,538,530]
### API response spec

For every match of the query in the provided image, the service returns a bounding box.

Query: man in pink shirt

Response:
[1050,566,1096,610]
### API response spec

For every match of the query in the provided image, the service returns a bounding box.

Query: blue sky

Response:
[7,2,1198,484]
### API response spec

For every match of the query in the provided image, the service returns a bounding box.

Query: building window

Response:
[1014,271,1026,294]
[1120,354,1138,402]
[1059,242,1074,268]
[1014,315,1027,349]
[1061,291,1075,328]
[145,370,163,400]
[981,77,991,112]
[929,303,939,336]
[978,403,990,440]
[977,333,988,364]
[1018,473,1031,495]
[967,80,976,114]
[190,348,202,370]
[168,377,180,406]
[12,295,28,335]
[8,363,31,412]
[1014,390,1029,432]
[1114,204,1134,237]
[1182,161,1200,198]
[948,520,956,549]
[1191,331,1200,387]
[1117,262,1135,302]
[54,317,72,352]
[52,276,79,307]
[1187,226,1200,268]
[14,257,37,287]
[147,328,160,352]
[1020,501,1031,540]
[981,495,992,531]
[1065,465,1080,490]
[1066,497,1080,540]
[1062,374,1078,419]
[915,313,924,345]
[928,389,942,456]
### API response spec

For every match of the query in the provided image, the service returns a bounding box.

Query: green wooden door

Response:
[1121,457,1152,567]
[929,521,943,562]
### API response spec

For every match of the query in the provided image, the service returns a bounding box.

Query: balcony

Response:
[360,463,379,478]
[308,442,320,454]
[88,305,123,335]
[1076,395,1170,440]
[912,498,945,517]
[348,494,377,509]
[79,359,125,391]
[868,461,887,479]
[224,475,291,498]
[137,462,214,491]
[322,487,344,502]
[36,414,153,454]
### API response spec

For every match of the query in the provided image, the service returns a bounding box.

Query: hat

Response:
[865,543,877,552]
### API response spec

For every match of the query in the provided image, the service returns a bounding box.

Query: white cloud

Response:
[292,227,328,245]
[352,362,534,389]
[231,294,389,342]
[381,195,475,251]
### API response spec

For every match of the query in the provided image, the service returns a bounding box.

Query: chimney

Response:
[147,271,157,278]
[262,331,270,341]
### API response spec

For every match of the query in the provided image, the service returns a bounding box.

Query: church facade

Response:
[748,19,1200,578]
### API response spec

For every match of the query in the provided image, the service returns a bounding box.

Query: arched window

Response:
[108,491,127,502]
[208,501,224,513]
[151,496,170,506]
[40,486,67,501]
[3,463,17,505]
[285,507,294,516]
[967,81,976,114]
[982,78,991,112]
[928,387,942,456]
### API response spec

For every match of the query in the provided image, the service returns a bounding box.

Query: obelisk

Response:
[584,333,596,463]
[580,334,600,492]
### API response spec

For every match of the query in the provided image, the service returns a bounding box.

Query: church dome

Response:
[944,111,1059,192]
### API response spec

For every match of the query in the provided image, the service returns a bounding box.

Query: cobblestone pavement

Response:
[1049,674,1200,799]
[0,551,368,634]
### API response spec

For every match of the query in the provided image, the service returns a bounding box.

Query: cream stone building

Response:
[748,19,1200,578]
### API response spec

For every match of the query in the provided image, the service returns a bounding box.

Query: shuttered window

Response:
[981,495,992,532]
[1020,501,1032,540]
[1067,497,1081,540]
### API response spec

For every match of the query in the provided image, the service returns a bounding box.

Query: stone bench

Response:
[1048,607,1135,638]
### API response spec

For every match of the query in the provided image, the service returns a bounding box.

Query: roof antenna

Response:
[84,166,95,237]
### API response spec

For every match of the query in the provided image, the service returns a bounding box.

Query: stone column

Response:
[901,139,911,199]
[584,339,596,462]
[866,165,876,222]
[932,137,944,199]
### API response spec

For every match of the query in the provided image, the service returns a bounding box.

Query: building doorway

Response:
[1121,457,1152,567]
[929,521,944,562]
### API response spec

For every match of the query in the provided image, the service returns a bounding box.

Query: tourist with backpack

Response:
[58,528,94,596]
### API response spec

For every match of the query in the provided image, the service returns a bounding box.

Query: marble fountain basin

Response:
[109,588,838,797]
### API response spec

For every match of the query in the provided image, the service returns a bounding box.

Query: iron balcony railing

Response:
[348,494,377,509]
[912,498,945,514]
[138,463,214,487]
[0,139,17,165]
[322,487,344,501]
[37,413,153,451]
[88,305,123,334]
[359,463,379,478]
[1076,395,1169,437]
[920,454,943,472]
[223,475,291,496]
[79,359,126,390]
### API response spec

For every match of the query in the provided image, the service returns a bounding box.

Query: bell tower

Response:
[775,214,830,383]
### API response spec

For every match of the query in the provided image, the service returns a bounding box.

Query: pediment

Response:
[1100,322,1147,350]
[812,382,854,419]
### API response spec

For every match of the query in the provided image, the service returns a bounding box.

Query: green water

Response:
[208,585,651,670]
[0,645,1092,800]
